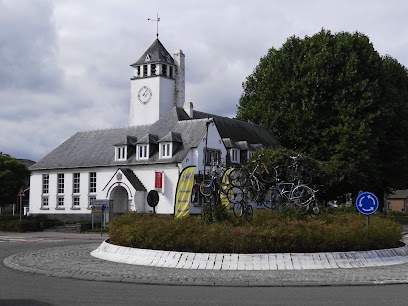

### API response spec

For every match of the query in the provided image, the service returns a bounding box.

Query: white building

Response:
[29,38,280,220]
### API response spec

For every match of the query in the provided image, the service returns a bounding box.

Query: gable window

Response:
[137,144,149,160]
[116,146,127,161]
[57,174,64,194]
[205,149,221,165]
[73,173,80,194]
[160,143,172,158]
[230,149,240,164]
[42,174,49,194]
[89,172,96,193]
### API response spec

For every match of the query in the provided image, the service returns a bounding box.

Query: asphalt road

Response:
[1,236,408,305]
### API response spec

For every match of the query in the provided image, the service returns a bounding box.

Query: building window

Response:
[169,66,173,78]
[230,149,240,163]
[57,174,64,194]
[136,66,140,77]
[89,172,96,193]
[72,196,80,208]
[41,197,49,209]
[57,197,64,207]
[73,173,80,194]
[42,174,49,194]
[151,64,156,75]
[162,64,167,76]
[116,146,127,161]
[137,144,149,160]
[89,196,96,208]
[160,143,172,158]
[205,149,221,165]
[248,151,255,160]
[143,65,148,76]
[387,201,392,210]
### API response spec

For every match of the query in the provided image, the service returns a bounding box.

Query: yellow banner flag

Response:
[174,166,196,219]
[220,168,233,209]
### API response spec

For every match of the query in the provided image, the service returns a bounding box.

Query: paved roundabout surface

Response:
[4,239,408,287]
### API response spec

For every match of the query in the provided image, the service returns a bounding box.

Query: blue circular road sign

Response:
[355,192,379,215]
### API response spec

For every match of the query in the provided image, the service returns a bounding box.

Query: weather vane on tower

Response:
[148,13,160,38]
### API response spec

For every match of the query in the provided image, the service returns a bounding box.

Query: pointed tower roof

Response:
[131,39,175,66]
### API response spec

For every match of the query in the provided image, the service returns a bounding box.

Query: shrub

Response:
[109,210,402,253]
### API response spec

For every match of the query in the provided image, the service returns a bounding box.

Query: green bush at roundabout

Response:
[109,210,402,253]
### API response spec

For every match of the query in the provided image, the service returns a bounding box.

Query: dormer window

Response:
[230,148,240,164]
[137,144,149,160]
[160,143,172,158]
[115,146,127,161]
[145,54,151,61]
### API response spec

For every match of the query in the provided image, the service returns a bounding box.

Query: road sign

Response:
[17,188,25,197]
[355,192,379,215]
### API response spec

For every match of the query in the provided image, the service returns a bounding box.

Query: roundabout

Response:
[91,239,408,270]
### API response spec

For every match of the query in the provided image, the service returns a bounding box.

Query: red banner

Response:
[155,172,163,189]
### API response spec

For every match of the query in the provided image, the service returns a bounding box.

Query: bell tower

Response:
[129,39,185,126]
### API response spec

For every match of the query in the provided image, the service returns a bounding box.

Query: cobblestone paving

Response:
[4,243,408,287]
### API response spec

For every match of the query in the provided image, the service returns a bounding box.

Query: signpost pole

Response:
[366,215,370,229]
[19,197,22,222]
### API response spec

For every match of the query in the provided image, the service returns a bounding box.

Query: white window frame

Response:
[115,146,127,161]
[41,197,49,210]
[230,149,240,163]
[248,151,255,160]
[88,196,96,209]
[57,173,64,194]
[137,144,149,160]
[89,172,97,194]
[42,174,49,195]
[73,173,80,194]
[72,196,80,209]
[57,196,64,208]
[160,142,172,159]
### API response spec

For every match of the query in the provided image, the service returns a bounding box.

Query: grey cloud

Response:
[0,0,63,92]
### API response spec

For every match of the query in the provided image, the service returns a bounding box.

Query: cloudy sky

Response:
[1,0,408,162]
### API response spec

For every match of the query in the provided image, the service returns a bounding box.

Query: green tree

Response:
[0,154,31,207]
[237,29,408,200]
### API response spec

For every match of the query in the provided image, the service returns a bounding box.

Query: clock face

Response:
[138,86,152,103]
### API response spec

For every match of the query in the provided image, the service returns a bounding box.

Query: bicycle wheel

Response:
[291,184,314,207]
[226,186,244,204]
[258,164,277,185]
[244,205,253,222]
[307,199,321,218]
[263,187,281,209]
[233,202,243,218]
[228,168,248,187]
[200,180,213,196]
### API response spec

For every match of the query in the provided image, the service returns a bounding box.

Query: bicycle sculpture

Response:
[194,154,321,222]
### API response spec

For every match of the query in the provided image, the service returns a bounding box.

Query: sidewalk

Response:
[0,230,108,240]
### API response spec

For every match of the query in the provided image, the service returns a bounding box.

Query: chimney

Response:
[183,101,194,118]
[173,49,185,108]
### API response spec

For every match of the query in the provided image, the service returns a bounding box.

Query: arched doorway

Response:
[109,185,129,220]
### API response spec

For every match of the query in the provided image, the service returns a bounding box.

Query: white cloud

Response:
[1,0,408,161]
